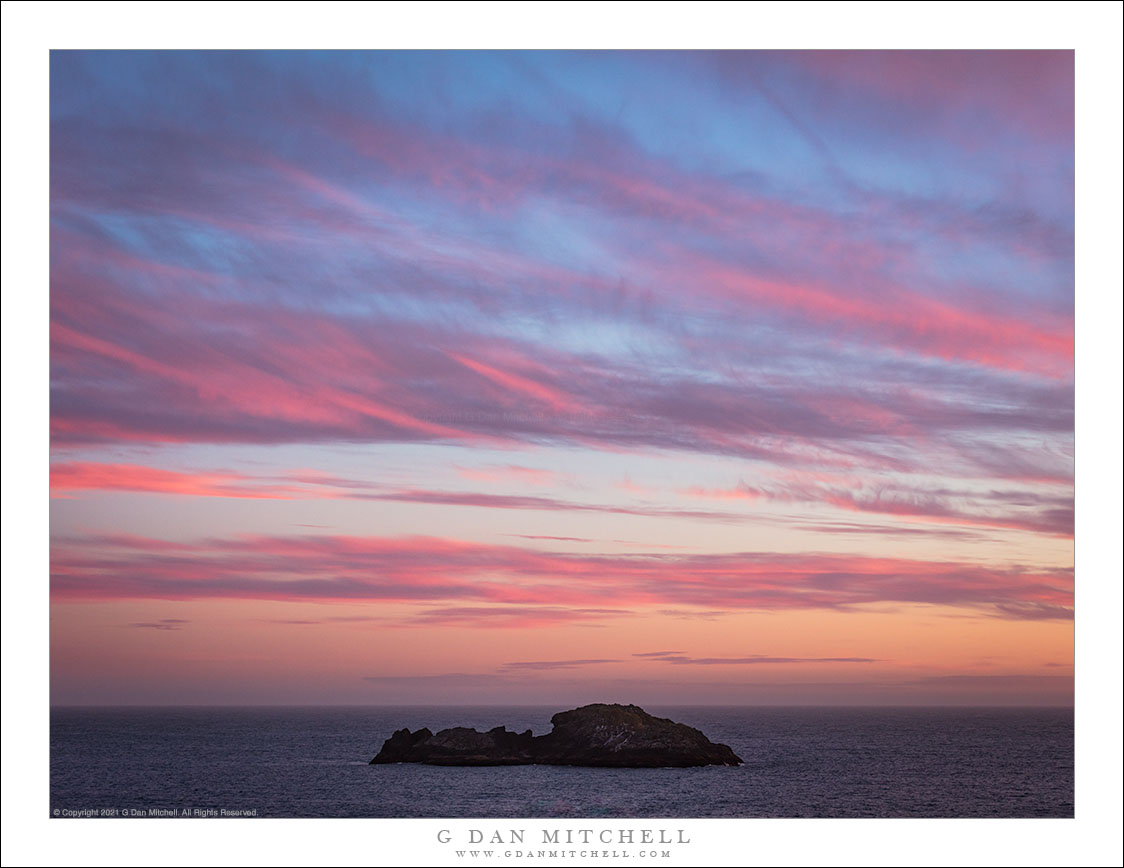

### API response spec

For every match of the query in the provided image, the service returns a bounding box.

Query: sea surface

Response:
[50,706,1073,818]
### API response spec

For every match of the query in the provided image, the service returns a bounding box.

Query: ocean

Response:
[49,706,1073,818]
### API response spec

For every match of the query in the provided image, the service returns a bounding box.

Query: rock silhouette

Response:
[369,703,743,767]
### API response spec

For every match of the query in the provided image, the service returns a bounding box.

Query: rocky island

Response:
[369,703,743,767]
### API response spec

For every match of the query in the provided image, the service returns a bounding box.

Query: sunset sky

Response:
[49,50,1074,705]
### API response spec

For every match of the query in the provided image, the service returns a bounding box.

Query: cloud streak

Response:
[640,654,880,665]
[49,52,1072,513]
[47,51,1073,704]
[126,619,189,631]
[500,659,621,671]
[51,534,1073,621]
[52,458,1071,539]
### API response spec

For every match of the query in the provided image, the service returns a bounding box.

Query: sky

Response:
[48,49,1074,706]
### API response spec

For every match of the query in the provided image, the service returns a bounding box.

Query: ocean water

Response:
[50,706,1073,818]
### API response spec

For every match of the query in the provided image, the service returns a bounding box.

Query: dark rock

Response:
[369,703,742,767]
[371,727,434,763]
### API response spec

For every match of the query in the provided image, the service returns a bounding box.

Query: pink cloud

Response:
[679,482,764,501]
[51,462,312,500]
[47,461,749,521]
[50,224,1071,500]
[448,352,580,414]
[455,464,559,486]
[784,50,1073,142]
[50,533,1074,621]
[680,259,1072,377]
[50,458,1071,541]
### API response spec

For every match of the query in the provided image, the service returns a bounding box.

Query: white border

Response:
[3,2,1121,866]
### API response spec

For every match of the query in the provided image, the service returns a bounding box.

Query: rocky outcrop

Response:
[369,703,743,767]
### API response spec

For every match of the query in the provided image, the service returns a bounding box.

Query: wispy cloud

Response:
[639,654,880,665]
[507,534,596,543]
[51,459,1070,539]
[50,85,1073,486]
[682,474,1074,538]
[500,659,621,671]
[52,462,318,500]
[126,619,189,631]
[405,606,628,628]
[48,51,1073,704]
[456,465,560,486]
[53,533,1073,621]
[51,461,752,522]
